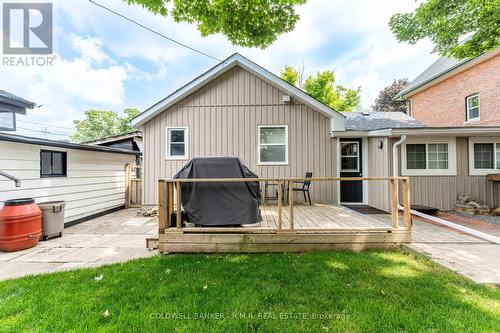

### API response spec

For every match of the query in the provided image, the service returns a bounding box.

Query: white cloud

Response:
[1,0,442,139]
[0,34,130,138]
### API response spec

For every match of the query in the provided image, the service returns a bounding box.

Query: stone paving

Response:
[0,209,157,280]
[369,213,500,285]
[1,207,499,285]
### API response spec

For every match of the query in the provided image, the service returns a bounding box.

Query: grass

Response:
[0,250,499,332]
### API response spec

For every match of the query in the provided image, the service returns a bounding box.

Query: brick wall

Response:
[410,53,500,127]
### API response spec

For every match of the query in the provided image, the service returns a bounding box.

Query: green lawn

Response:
[0,250,499,332]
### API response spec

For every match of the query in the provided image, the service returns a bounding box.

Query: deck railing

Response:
[157,176,411,234]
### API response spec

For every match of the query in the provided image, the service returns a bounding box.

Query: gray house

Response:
[131,53,500,212]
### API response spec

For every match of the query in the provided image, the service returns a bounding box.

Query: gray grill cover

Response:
[173,157,262,226]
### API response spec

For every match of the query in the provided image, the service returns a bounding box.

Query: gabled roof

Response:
[0,90,36,114]
[130,53,345,128]
[395,48,499,100]
[342,111,426,131]
[84,131,142,145]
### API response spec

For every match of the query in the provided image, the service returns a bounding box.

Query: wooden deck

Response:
[257,202,390,229]
[156,203,411,253]
[154,176,413,253]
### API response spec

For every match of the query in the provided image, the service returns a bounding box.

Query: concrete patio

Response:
[1,206,499,285]
[366,212,500,285]
[0,209,157,280]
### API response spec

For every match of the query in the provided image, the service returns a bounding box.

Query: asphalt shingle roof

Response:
[342,112,427,131]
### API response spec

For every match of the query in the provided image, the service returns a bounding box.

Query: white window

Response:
[466,93,480,121]
[469,137,500,175]
[166,126,188,160]
[402,138,456,176]
[340,141,359,172]
[258,125,288,165]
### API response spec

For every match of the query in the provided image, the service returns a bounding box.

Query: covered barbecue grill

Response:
[173,157,262,226]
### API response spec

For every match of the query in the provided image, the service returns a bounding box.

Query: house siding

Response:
[401,137,499,211]
[367,137,391,212]
[0,141,135,224]
[410,53,500,127]
[141,66,338,205]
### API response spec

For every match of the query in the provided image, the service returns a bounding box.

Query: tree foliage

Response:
[125,0,307,48]
[280,66,361,112]
[372,79,409,113]
[389,0,500,59]
[71,108,140,143]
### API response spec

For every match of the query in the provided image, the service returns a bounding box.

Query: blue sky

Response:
[0,0,437,139]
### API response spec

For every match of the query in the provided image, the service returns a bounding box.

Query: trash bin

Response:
[38,201,65,241]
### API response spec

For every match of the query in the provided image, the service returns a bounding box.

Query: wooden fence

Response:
[125,164,142,208]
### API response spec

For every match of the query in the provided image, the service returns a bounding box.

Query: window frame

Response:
[165,126,189,160]
[340,141,360,172]
[257,124,288,166]
[40,150,67,178]
[468,137,500,176]
[465,93,480,122]
[401,138,457,176]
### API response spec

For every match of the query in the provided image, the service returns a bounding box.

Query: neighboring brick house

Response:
[395,49,500,127]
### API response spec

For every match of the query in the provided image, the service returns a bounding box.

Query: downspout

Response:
[0,170,21,187]
[391,136,500,244]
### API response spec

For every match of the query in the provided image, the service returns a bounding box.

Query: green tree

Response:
[125,0,307,48]
[280,66,361,112]
[389,0,500,59]
[71,108,140,143]
[281,65,299,86]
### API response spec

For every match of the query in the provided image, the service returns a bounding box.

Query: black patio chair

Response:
[290,172,313,205]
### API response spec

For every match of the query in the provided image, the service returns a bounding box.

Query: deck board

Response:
[158,203,410,253]
[253,202,389,229]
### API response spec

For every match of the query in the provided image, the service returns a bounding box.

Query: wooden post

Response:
[125,164,131,208]
[288,180,294,230]
[158,180,165,233]
[277,180,283,229]
[166,182,173,228]
[402,178,411,228]
[390,178,399,229]
[176,181,182,229]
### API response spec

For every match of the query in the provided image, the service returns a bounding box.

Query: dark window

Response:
[167,127,188,158]
[406,144,426,169]
[473,143,494,169]
[340,142,359,171]
[41,150,67,177]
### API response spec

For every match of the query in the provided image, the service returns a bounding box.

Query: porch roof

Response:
[342,111,426,131]
[332,126,500,138]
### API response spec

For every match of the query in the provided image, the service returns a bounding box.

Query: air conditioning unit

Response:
[282,94,291,104]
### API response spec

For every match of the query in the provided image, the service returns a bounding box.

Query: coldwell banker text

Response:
[2,2,55,66]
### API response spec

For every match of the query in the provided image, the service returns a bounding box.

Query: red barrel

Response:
[0,198,42,252]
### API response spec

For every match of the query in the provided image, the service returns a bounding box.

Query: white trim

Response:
[361,137,369,205]
[465,93,480,122]
[339,141,360,172]
[131,53,346,128]
[401,137,457,176]
[335,139,341,205]
[468,137,500,176]
[165,126,189,160]
[257,125,288,165]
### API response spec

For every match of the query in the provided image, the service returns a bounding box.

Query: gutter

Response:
[391,136,500,244]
